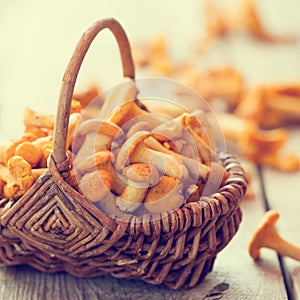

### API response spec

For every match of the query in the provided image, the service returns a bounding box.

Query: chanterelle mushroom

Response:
[2,156,34,199]
[74,119,124,164]
[100,77,139,121]
[248,210,300,261]
[108,100,148,127]
[144,176,184,214]
[115,131,189,180]
[116,163,159,213]
[143,135,210,182]
[79,169,112,202]
[176,112,213,164]
[75,150,126,195]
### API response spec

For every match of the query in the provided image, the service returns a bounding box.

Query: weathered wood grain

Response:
[204,164,287,300]
[263,129,300,299]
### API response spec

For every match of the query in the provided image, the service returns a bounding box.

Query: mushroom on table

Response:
[248,210,300,261]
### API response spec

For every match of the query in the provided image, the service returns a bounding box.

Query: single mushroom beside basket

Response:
[248,210,300,262]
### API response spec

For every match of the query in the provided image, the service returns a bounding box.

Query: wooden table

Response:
[1,158,299,300]
[0,1,300,299]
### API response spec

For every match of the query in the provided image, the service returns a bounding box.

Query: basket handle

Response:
[52,18,135,164]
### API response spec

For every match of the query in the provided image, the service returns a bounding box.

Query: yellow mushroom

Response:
[3,156,34,199]
[116,163,160,213]
[108,101,148,127]
[23,107,55,129]
[79,169,112,203]
[75,150,126,195]
[116,131,189,180]
[74,119,125,166]
[101,77,138,121]
[249,210,300,261]
[143,135,210,182]
[4,134,36,165]
[14,142,42,168]
[14,136,53,168]
[144,176,184,214]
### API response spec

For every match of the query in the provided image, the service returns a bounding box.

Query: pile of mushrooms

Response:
[72,79,227,217]
[0,79,228,217]
[0,101,81,200]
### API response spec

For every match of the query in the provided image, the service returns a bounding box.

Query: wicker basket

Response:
[0,18,247,290]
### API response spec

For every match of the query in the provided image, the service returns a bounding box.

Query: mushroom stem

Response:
[115,163,159,213]
[116,182,148,213]
[79,169,112,202]
[74,120,124,167]
[74,132,98,163]
[134,146,188,179]
[265,91,300,120]
[32,168,47,180]
[183,128,212,163]
[76,150,126,195]
[248,210,300,261]
[116,131,189,180]
[144,136,210,181]
[217,111,253,144]
[23,107,55,129]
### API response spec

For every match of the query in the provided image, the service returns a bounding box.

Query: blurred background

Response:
[0,0,300,144]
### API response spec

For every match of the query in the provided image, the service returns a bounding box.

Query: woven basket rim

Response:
[0,151,246,237]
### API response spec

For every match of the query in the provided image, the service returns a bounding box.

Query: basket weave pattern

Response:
[0,19,246,289]
[0,152,245,289]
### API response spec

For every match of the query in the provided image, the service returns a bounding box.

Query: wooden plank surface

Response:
[262,129,300,299]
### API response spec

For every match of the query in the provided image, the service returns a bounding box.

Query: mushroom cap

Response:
[77,119,124,139]
[79,169,112,202]
[108,100,148,127]
[115,131,151,171]
[248,210,280,260]
[123,163,159,186]
[180,111,212,144]
[8,155,32,177]
[126,121,151,139]
[15,142,42,168]
[152,120,183,142]
[144,176,184,213]
[76,150,113,174]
